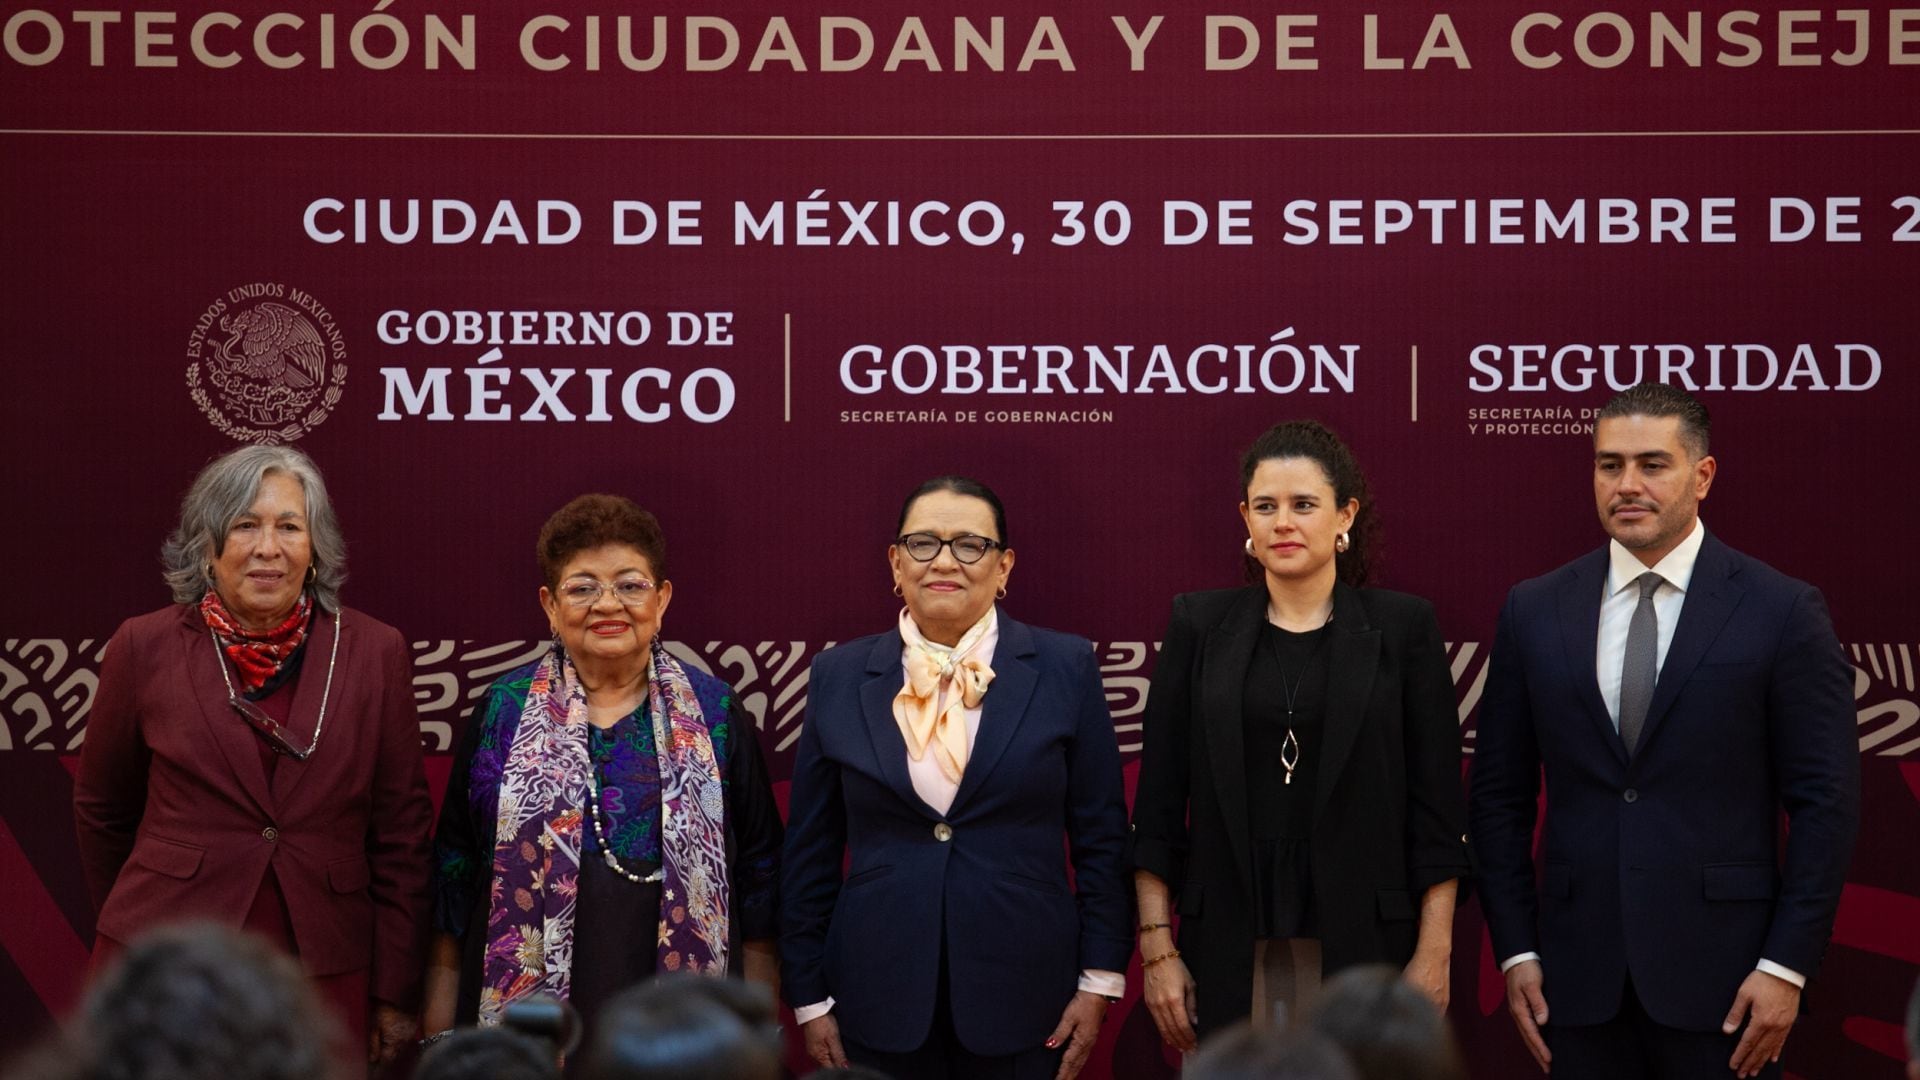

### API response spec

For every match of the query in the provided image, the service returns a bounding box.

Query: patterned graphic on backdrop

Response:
[4,638,1917,1077]
[185,284,348,445]
[4,638,1915,758]
[0,639,104,753]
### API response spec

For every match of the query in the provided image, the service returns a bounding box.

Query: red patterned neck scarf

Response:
[199,588,313,695]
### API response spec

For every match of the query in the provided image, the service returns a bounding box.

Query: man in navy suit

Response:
[1470,383,1858,1079]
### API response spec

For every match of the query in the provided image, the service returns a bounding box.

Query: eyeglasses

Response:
[227,694,321,761]
[895,532,1002,564]
[209,612,339,762]
[559,577,658,608]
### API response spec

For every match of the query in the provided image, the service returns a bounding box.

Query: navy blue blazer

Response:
[1469,532,1859,1031]
[779,614,1133,1056]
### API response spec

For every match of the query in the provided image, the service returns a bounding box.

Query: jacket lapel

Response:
[1312,583,1381,824]
[271,608,347,807]
[1199,588,1265,900]
[860,628,941,819]
[948,616,1037,817]
[180,606,275,815]
[1555,548,1629,768]
[1637,534,1743,756]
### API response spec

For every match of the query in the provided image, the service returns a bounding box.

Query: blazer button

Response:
[933,823,953,842]
[1622,789,1639,804]
[262,826,279,842]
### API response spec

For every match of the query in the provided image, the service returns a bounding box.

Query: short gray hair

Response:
[160,445,347,611]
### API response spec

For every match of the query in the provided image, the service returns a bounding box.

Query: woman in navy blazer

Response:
[780,476,1133,1080]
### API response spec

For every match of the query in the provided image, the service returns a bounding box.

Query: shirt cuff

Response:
[1079,969,1126,999]
[1754,960,1805,988]
[793,998,835,1025]
[1499,952,1542,973]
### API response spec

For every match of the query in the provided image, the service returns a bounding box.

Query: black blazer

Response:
[780,614,1133,1056]
[1469,534,1859,1031]
[1131,583,1471,1037]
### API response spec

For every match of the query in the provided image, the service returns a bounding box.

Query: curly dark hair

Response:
[537,494,668,588]
[21,923,340,1080]
[1239,420,1376,587]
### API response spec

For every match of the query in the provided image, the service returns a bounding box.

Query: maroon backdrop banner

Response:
[4,3,1918,1076]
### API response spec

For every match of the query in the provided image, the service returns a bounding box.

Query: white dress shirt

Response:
[1595,520,1704,729]
[794,617,1125,1025]
[1500,521,1804,989]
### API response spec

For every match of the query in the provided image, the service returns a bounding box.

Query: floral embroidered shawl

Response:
[477,639,731,1024]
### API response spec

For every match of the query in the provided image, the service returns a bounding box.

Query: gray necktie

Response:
[1618,571,1663,754]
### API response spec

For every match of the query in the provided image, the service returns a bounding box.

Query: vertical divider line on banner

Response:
[1410,345,1419,422]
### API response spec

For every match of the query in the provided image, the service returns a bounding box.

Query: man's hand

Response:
[801,1013,849,1070]
[1723,969,1800,1079]
[1045,990,1108,1080]
[1504,959,1552,1073]
[368,1002,418,1065]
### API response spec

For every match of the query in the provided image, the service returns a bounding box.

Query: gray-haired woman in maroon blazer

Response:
[75,444,433,1067]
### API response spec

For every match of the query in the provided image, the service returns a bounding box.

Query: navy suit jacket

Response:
[1469,532,1859,1031]
[779,614,1133,1056]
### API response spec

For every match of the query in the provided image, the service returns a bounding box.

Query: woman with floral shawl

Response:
[422,495,781,1042]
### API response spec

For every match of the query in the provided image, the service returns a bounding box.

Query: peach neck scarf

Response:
[893,606,997,784]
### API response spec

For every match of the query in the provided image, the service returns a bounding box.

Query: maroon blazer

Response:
[74,603,434,1008]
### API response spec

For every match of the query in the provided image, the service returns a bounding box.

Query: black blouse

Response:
[1242,621,1332,939]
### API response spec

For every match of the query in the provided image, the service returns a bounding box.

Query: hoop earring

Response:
[305,565,317,586]
[1336,532,1351,553]
[1244,537,1254,556]
[892,582,903,598]
[996,586,1008,600]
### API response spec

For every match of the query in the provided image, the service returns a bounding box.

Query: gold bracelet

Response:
[1138,922,1172,934]
[1142,949,1182,968]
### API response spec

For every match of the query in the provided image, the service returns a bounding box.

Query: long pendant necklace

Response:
[210,608,339,762]
[586,730,666,885]
[1271,610,1332,786]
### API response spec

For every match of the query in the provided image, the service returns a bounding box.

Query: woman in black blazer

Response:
[1129,421,1471,1050]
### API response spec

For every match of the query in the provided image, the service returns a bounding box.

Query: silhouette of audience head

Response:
[1303,965,1467,1080]
[16,923,340,1080]
[577,974,780,1080]
[1185,1022,1358,1080]
[1905,973,1920,1080]
[415,1027,558,1080]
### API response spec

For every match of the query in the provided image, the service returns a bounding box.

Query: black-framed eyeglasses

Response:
[895,532,1002,564]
